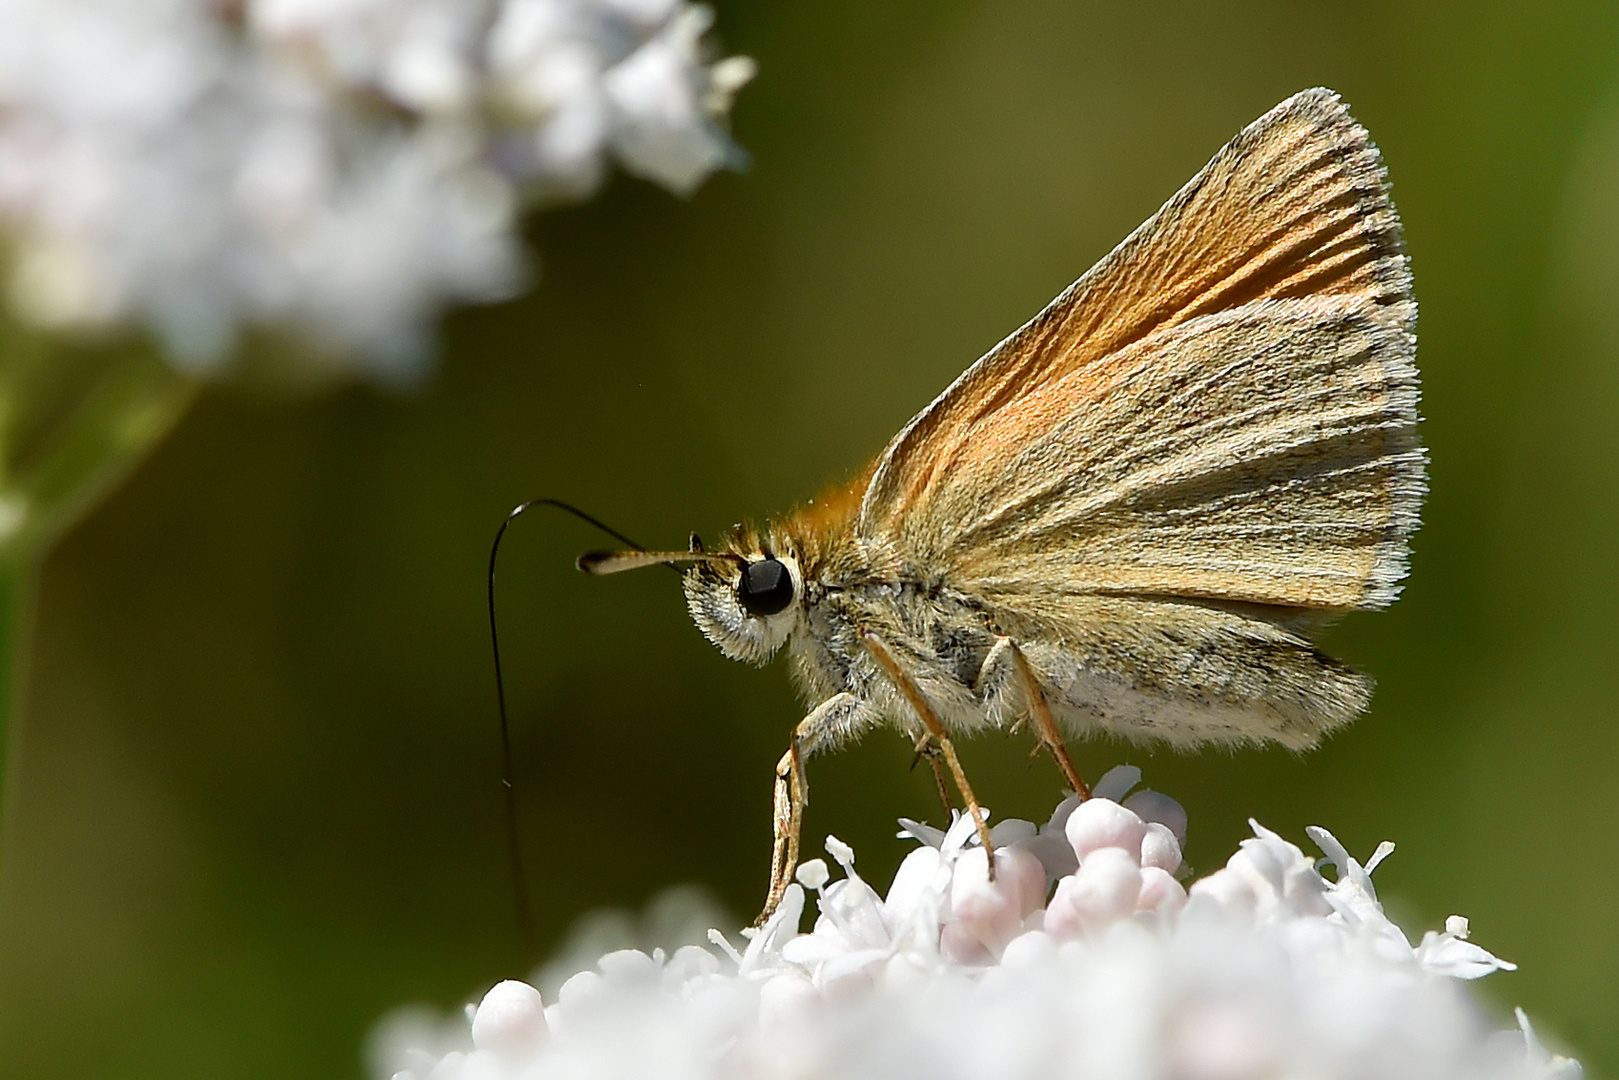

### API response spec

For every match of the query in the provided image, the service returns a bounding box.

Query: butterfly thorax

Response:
[682,489,1029,741]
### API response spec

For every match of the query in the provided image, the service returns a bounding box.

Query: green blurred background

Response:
[4,1,1619,1076]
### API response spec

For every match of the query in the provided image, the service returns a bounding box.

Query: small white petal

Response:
[1123,789,1188,845]
[1042,793,1084,833]
[988,817,1039,845]
[896,817,947,849]
[1016,830,1079,881]
[1415,928,1517,979]
[1091,764,1142,802]
[374,784,1575,1080]
[942,807,990,854]
[883,845,945,921]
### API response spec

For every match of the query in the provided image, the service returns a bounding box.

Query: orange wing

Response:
[855,88,1420,612]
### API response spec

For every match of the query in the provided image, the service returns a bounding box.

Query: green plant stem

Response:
[0,549,34,817]
[0,328,197,864]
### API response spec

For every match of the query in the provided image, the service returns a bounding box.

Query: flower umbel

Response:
[373,769,1580,1080]
[0,0,754,380]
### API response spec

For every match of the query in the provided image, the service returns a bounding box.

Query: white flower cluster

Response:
[373,768,1581,1080]
[0,0,752,381]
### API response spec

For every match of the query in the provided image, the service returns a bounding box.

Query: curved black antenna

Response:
[486,498,663,961]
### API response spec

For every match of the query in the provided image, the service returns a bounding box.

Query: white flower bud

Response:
[372,792,1568,1080]
[469,981,547,1056]
[1140,822,1183,873]
[1046,846,1143,939]
[1137,865,1188,916]
[1064,797,1148,863]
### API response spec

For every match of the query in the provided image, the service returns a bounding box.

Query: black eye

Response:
[737,558,794,616]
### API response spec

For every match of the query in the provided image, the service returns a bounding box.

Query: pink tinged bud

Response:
[948,848,1005,923]
[1137,865,1188,915]
[663,945,721,986]
[1214,846,1289,915]
[470,980,548,1055]
[556,969,604,1006]
[1140,822,1183,873]
[1187,868,1257,917]
[1169,1002,1277,1080]
[597,949,660,984]
[1044,847,1143,939]
[943,846,1048,961]
[940,919,993,965]
[420,1052,465,1079]
[877,952,935,997]
[1064,797,1148,863]
[757,973,819,1036]
[998,928,1057,972]
[1002,845,1050,919]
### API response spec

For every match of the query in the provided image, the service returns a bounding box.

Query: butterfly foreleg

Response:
[979,636,1092,799]
[758,691,871,926]
[860,629,996,868]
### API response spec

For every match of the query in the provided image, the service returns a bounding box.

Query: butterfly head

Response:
[577,530,802,665]
[682,536,803,665]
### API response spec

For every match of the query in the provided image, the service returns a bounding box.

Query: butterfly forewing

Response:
[855,87,1421,615]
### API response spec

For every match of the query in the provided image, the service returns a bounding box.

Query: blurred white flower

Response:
[371,768,1582,1080]
[0,0,753,382]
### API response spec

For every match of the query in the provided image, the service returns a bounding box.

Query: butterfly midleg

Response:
[759,691,866,925]
[860,629,996,869]
[980,637,1092,799]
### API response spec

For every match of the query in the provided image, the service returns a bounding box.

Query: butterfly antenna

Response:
[487,498,661,962]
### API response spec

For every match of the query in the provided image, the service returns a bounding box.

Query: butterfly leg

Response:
[861,630,996,866]
[908,734,958,813]
[758,692,867,925]
[981,637,1091,799]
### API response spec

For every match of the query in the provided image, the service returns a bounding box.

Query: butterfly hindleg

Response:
[861,630,996,865]
[980,636,1092,799]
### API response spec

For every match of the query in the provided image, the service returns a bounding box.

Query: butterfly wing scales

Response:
[1005,594,1373,750]
[856,88,1421,614]
[934,298,1420,608]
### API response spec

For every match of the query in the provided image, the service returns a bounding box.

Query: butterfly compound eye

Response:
[737,558,794,617]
